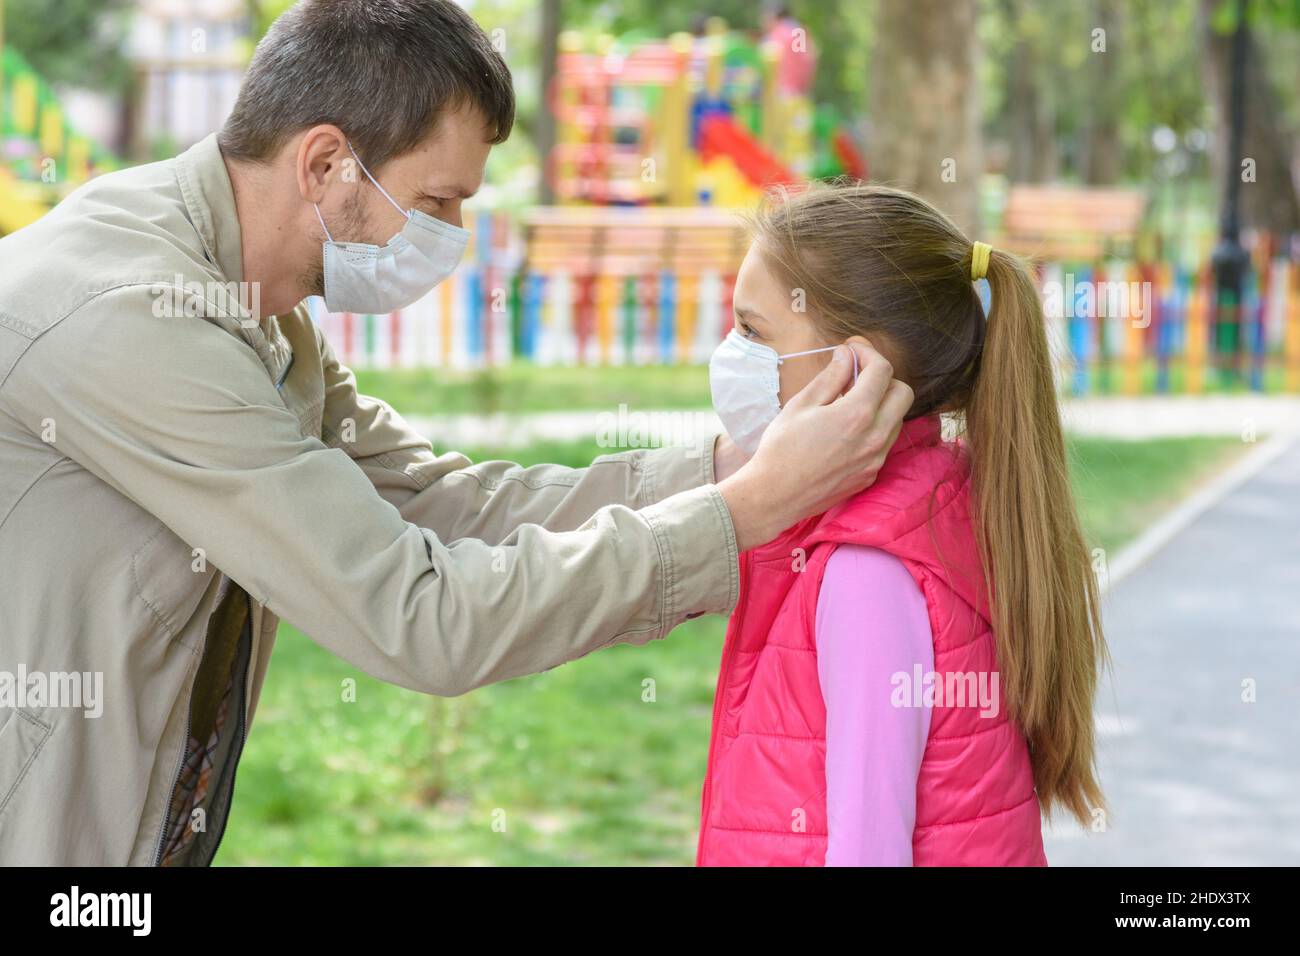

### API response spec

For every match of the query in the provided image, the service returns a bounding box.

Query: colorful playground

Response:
[4,15,1298,397]
[306,19,1298,397]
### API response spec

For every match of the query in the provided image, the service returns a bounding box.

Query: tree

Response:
[1199,0,1300,235]
[536,0,560,203]
[869,0,983,233]
[3,0,133,94]
[999,0,1058,183]
[1079,0,1123,184]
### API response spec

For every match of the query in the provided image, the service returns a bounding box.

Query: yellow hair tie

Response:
[970,241,992,281]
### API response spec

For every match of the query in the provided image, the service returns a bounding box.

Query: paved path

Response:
[1042,433,1300,864]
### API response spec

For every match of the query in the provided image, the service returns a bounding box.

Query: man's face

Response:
[304,104,491,296]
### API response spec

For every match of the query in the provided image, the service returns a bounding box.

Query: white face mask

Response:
[313,142,470,314]
[708,329,858,456]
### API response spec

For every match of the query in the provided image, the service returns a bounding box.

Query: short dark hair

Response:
[218,0,514,167]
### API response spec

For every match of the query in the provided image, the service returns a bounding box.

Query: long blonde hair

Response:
[753,182,1109,826]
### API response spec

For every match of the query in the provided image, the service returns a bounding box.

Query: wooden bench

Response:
[996,185,1147,262]
[522,206,750,277]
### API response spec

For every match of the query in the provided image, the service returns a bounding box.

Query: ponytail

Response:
[966,248,1110,827]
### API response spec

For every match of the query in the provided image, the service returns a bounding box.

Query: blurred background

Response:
[2,0,1297,865]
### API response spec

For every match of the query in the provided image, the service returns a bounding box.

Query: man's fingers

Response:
[869,379,915,451]
[786,345,855,408]
[841,335,879,372]
[880,378,915,423]
[838,342,894,416]
[789,336,893,410]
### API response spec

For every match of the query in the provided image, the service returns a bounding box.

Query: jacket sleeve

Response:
[5,287,741,696]
[312,323,719,541]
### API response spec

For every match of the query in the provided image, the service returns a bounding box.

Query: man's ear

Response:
[296,125,350,204]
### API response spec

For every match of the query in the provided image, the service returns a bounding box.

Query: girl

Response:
[697,183,1108,866]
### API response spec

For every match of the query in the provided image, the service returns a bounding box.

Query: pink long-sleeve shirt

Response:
[815,544,934,866]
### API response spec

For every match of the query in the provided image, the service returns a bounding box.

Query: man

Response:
[0,0,911,865]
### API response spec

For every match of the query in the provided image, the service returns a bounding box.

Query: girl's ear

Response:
[844,334,901,379]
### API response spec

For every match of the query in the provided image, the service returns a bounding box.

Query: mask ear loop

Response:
[777,345,860,385]
[314,141,412,244]
[346,140,412,221]
[313,203,335,244]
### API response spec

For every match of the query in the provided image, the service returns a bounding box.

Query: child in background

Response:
[697,183,1108,866]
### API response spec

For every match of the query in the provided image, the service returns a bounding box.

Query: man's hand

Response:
[717,337,913,552]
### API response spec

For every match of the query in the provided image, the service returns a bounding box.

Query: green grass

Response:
[1078,357,1294,396]
[352,363,712,416]
[353,359,1297,421]
[1067,435,1245,553]
[215,425,1246,866]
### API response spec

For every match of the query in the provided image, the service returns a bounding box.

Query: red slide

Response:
[697,114,800,189]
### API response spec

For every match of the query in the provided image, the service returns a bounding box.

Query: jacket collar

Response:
[175,133,244,285]
[747,414,949,558]
[172,134,295,386]
[894,413,943,453]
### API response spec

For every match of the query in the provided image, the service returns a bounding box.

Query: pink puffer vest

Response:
[696,415,1047,866]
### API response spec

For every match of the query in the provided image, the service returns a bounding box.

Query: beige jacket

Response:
[0,134,739,865]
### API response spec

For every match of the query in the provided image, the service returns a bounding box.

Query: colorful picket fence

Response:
[309,265,736,369]
[309,210,1300,396]
[1038,252,1300,395]
[310,208,740,370]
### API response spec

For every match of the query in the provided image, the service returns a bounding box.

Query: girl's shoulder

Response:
[819,543,924,605]
[815,544,933,652]
[824,542,914,579]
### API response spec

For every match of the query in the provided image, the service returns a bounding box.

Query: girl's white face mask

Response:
[708,329,858,456]
[314,141,470,314]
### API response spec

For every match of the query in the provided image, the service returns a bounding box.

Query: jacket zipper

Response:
[695,554,749,864]
[151,592,252,866]
[151,702,193,866]
[275,352,294,390]
[203,598,253,865]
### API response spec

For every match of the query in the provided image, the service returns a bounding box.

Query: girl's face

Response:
[731,243,837,405]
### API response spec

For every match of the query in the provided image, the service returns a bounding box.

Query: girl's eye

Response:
[739,322,758,339]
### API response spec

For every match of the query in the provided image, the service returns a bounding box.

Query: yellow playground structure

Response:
[1,40,117,236]
[549,18,865,209]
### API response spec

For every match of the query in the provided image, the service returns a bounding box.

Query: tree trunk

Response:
[1199,0,1300,236]
[1080,0,1123,184]
[1001,0,1057,183]
[536,0,561,205]
[869,0,983,234]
